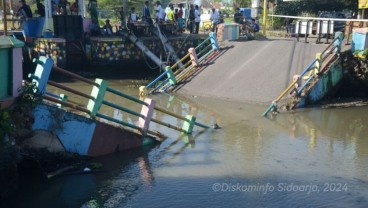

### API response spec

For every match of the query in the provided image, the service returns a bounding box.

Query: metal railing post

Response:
[317,20,322,44]
[304,21,310,43]
[326,20,331,44]
[297,20,301,42]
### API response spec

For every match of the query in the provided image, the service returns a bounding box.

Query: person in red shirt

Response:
[177,4,183,19]
[177,4,184,32]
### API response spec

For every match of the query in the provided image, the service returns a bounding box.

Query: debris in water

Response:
[212,123,221,129]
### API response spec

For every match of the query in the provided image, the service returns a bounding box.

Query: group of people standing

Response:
[51,0,80,16]
[16,0,45,19]
[122,1,185,31]
[233,7,260,33]
[90,1,227,36]
[15,0,44,28]
[189,5,224,34]
[188,4,201,34]
[17,0,80,19]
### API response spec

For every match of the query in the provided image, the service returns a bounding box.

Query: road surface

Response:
[175,38,328,104]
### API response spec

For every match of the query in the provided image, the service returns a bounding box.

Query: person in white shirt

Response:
[210,8,219,32]
[155,1,164,23]
[128,7,138,32]
[164,3,172,21]
[102,19,113,35]
[194,5,200,34]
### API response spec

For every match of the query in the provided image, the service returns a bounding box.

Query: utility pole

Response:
[2,0,7,36]
[8,0,14,29]
[262,0,267,35]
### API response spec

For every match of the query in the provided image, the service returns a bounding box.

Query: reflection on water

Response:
[1,80,368,208]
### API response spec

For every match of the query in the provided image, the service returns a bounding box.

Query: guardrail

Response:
[269,14,368,45]
[139,32,220,95]
[29,56,210,139]
[262,32,343,117]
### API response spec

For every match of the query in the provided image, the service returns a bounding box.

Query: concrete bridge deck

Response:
[175,38,329,104]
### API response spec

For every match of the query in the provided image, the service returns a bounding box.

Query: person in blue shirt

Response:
[210,8,219,32]
[142,1,152,24]
[251,18,259,33]
[234,8,242,24]
[90,18,101,36]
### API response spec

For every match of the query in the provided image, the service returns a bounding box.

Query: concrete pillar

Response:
[188,48,199,66]
[334,31,344,53]
[11,37,25,97]
[165,66,177,86]
[0,38,11,99]
[138,98,156,134]
[209,32,219,50]
[0,36,24,101]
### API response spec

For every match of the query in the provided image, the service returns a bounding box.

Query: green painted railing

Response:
[33,63,210,138]
[262,32,343,117]
[142,32,220,95]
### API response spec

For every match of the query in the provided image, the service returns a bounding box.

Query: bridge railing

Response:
[29,57,210,139]
[296,36,341,95]
[268,15,368,45]
[262,32,343,117]
[139,32,220,95]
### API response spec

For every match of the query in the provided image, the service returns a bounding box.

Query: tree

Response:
[275,0,358,16]
[233,0,252,9]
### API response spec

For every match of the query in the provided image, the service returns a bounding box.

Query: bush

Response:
[0,82,42,143]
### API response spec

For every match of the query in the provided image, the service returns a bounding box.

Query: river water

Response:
[2,80,368,208]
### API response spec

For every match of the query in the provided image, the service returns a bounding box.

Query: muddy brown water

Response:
[1,79,368,208]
